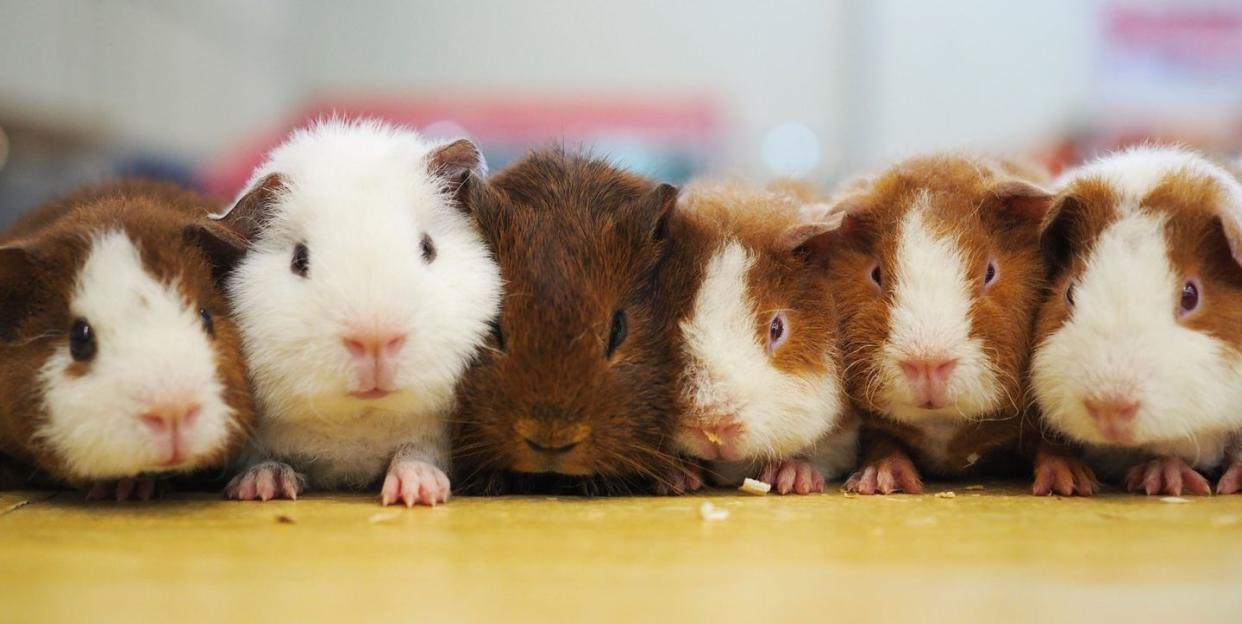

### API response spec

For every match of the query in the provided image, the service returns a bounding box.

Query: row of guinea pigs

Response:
[3,118,1242,505]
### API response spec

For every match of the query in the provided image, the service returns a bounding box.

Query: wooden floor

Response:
[2,484,1240,623]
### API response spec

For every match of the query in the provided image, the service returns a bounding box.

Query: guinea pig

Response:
[0,180,254,500]
[216,119,501,506]
[451,148,680,495]
[1032,145,1242,496]
[824,154,1055,494]
[657,181,856,495]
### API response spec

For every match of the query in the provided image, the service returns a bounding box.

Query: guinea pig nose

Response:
[524,438,581,455]
[140,402,201,433]
[342,332,407,359]
[899,357,958,385]
[1084,397,1140,425]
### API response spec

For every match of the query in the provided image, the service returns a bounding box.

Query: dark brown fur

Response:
[0,180,255,486]
[451,149,679,495]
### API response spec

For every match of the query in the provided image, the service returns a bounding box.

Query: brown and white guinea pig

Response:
[1032,145,1242,496]
[824,154,1055,494]
[216,119,501,506]
[657,181,856,495]
[451,148,680,495]
[0,180,254,500]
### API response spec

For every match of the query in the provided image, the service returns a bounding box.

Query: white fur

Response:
[1034,147,1242,471]
[677,241,845,463]
[224,118,502,488]
[37,232,234,479]
[881,193,1002,423]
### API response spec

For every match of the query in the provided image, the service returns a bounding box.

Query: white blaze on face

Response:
[883,193,1001,421]
[37,231,234,479]
[677,241,841,459]
[1032,210,1242,452]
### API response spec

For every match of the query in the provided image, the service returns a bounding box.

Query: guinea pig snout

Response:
[513,419,593,474]
[341,328,407,398]
[1082,395,1140,444]
[897,356,958,409]
[137,399,201,467]
[680,420,745,461]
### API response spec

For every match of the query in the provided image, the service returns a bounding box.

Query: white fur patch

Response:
[36,232,234,479]
[225,119,502,486]
[882,195,1001,422]
[677,241,843,460]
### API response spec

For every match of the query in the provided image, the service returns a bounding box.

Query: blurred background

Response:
[2,0,1242,227]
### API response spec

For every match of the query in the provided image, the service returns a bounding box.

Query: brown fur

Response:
[827,155,1052,477]
[451,149,679,495]
[0,180,255,486]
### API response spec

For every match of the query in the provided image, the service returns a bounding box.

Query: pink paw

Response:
[844,454,923,495]
[1032,454,1098,496]
[759,459,824,495]
[1217,461,1242,495]
[654,463,704,495]
[226,461,304,501]
[381,459,449,507]
[1125,456,1211,496]
[85,478,160,501]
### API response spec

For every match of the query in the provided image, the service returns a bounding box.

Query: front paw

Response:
[85,478,161,501]
[844,453,923,495]
[1032,453,1098,496]
[1125,456,1211,496]
[1217,460,1242,495]
[654,462,704,495]
[381,459,450,507]
[759,459,825,495]
[226,461,304,501]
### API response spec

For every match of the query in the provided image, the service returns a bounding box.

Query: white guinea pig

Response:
[1033,145,1242,496]
[218,119,502,506]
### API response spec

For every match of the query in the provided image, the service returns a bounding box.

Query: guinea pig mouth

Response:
[350,388,393,400]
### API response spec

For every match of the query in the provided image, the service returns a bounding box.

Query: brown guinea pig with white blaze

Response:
[657,181,856,495]
[824,154,1056,495]
[1031,145,1242,496]
[0,181,255,499]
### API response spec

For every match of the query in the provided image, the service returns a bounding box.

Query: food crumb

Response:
[739,478,771,496]
[964,484,985,491]
[964,453,981,467]
[935,491,957,499]
[699,501,730,522]
[368,511,402,524]
[842,492,858,499]
[275,514,296,524]
[1160,497,1190,504]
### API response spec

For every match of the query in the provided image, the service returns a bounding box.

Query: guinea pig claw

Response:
[844,453,923,495]
[1216,461,1242,495]
[380,459,450,508]
[654,463,704,495]
[84,478,162,502]
[1031,454,1097,497]
[226,461,304,502]
[760,459,825,495]
[1125,457,1212,496]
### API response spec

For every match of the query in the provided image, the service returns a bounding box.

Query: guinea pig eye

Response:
[983,259,998,289]
[767,311,789,354]
[488,319,506,351]
[1179,280,1201,317]
[869,263,882,289]
[69,318,96,362]
[1065,281,1076,307]
[199,307,215,337]
[291,243,309,277]
[421,234,437,263]
[606,310,627,359]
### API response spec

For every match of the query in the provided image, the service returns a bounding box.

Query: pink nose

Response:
[899,357,958,409]
[696,421,744,461]
[1083,396,1139,443]
[342,331,406,396]
[139,401,200,466]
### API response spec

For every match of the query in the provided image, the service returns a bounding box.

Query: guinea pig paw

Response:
[759,460,825,495]
[1216,461,1242,495]
[85,478,161,502]
[654,464,704,496]
[226,462,304,502]
[381,460,450,507]
[1125,456,1212,496]
[1031,455,1098,497]
[844,454,923,496]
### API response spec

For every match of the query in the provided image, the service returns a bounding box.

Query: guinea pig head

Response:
[453,150,678,483]
[827,156,1053,425]
[1032,147,1242,447]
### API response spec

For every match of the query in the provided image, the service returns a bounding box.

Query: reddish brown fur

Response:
[827,155,1052,477]
[451,149,679,495]
[0,180,255,486]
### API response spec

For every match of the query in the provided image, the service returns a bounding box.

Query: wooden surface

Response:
[1,484,1240,623]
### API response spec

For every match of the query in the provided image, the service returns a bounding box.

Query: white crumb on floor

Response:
[368,511,401,524]
[699,501,730,521]
[739,478,771,496]
[1160,497,1190,504]
[935,491,957,499]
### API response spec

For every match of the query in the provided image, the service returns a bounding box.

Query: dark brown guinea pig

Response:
[0,181,255,500]
[824,154,1055,494]
[451,148,679,495]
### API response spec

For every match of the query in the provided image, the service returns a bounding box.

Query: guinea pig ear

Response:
[1213,200,1242,269]
[989,178,1055,226]
[183,221,249,287]
[779,207,847,265]
[429,139,487,209]
[0,244,42,341]
[642,183,679,241]
[217,172,286,242]
[1038,193,1083,275]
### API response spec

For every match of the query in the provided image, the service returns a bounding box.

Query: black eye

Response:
[1065,282,1076,307]
[768,311,789,353]
[199,307,215,337]
[1179,280,1201,317]
[869,264,882,288]
[984,260,997,287]
[421,234,436,263]
[69,318,96,362]
[488,319,506,351]
[606,310,627,358]
[291,243,309,277]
